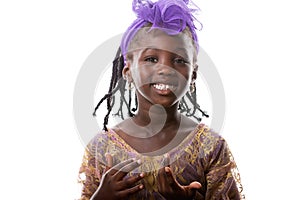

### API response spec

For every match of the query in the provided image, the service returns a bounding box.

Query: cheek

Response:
[177,67,193,82]
[131,65,152,88]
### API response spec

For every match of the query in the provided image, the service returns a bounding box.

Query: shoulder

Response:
[193,124,237,170]
[192,124,228,156]
[194,124,225,144]
[84,130,112,155]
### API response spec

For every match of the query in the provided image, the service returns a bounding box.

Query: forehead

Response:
[128,28,195,57]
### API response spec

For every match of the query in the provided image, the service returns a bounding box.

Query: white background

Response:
[1,0,299,199]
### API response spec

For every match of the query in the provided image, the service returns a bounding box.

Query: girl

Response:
[78,0,244,199]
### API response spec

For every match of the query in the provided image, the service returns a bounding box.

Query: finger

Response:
[183,181,202,198]
[117,173,145,190]
[113,159,142,180]
[157,166,166,185]
[188,181,202,190]
[157,166,169,191]
[107,158,135,176]
[115,184,144,198]
[164,167,177,187]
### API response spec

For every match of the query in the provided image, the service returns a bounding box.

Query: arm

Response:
[204,137,244,200]
[78,139,102,200]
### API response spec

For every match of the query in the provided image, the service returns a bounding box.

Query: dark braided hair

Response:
[93,46,209,131]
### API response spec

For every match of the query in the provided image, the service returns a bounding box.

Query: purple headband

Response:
[120,0,201,58]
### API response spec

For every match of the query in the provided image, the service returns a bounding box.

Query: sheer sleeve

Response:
[77,136,105,200]
[204,136,245,200]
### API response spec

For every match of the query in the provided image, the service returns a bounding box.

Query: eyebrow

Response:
[140,47,159,53]
[174,47,189,58]
[139,47,190,58]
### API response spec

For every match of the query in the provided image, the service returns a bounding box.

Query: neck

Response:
[133,103,181,128]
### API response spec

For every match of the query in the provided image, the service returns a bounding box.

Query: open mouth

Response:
[152,83,177,91]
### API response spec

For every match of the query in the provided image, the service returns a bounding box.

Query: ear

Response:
[122,61,133,82]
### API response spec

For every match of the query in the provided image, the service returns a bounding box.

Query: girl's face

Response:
[124,29,197,108]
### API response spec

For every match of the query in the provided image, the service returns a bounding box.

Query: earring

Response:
[128,82,134,90]
[189,82,195,93]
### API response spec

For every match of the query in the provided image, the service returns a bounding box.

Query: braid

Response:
[128,85,135,117]
[132,94,138,112]
[93,47,126,131]
[115,79,130,119]
[192,85,209,118]
[179,96,190,114]
[93,47,139,130]
[180,84,209,122]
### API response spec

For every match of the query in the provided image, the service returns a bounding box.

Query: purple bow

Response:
[121,0,201,58]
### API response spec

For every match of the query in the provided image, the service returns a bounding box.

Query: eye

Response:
[144,57,158,63]
[174,57,189,64]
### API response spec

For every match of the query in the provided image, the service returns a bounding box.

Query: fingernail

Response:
[139,173,144,178]
[136,159,142,165]
[139,184,143,189]
[165,167,170,172]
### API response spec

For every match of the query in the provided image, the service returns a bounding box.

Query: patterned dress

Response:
[78,124,244,199]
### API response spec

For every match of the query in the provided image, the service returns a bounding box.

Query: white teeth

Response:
[153,83,175,91]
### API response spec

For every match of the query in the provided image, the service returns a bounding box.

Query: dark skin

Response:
[91,156,144,200]
[115,110,198,154]
[91,30,201,200]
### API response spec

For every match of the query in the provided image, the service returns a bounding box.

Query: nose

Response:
[157,58,176,76]
[157,65,176,76]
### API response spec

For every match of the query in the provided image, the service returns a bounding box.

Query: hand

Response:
[91,154,144,200]
[157,166,201,200]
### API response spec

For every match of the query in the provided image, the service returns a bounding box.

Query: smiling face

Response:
[123,28,197,109]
